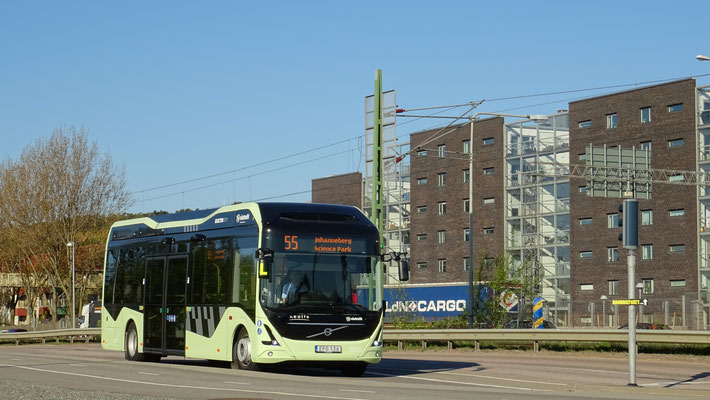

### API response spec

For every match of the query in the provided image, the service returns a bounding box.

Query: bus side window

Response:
[232,249,241,303]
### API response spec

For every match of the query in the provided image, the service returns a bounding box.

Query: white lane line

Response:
[641,381,710,387]
[69,364,86,367]
[12,365,369,400]
[11,359,22,361]
[339,389,375,393]
[367,371,551,392]
[372,367,566,386]
[138,372,159,376]
[223,381,250,386]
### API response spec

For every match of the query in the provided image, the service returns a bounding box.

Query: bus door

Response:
[144,256,188,355]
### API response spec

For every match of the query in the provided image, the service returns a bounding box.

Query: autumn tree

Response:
[0,126,131,324]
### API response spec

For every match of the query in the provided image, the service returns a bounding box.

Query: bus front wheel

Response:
[232,328,257,370]
[124,323,145,362]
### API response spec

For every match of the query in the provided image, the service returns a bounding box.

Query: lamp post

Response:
[466,112,548,328]
[600,295,608,327]
[67,242,76,329]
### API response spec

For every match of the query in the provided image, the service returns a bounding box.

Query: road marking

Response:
[641,381,710,387]
[339,389,375,393]
[11,365,369,400]
[372,367,566,386]
[69,364,86,367]
[367,371,551,392]
[138,372,159,376]
[11,359,22,361]
[223,381,250,385]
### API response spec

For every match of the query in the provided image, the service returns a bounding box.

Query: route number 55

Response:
[284,235,299,250]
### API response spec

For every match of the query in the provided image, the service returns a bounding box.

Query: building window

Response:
[463,228,470,242]
[641,107,652,123]
[607,213,618,228]
[579,120,592,128]
[483,197,495,205]
[463,258,471,271]
[483,227,494,235]
[463,198,470,212]
[642,279,654,295]
[483,167,494,175]
[668,138,684,148]
[417,150,427,157]
[642,244,653,260]
[417,177,427,185]
[608,280,619,296]
[641,210,653,226]
[579,153,586,161]
[607,247,619,262]
[438,172,446,187]
[667,103,683,113]
[669,244,685,253]
[417,205,428,213]
[438,144,446,158]
[641,141,652,151]
[580,251,593,259]
[437,230,446,244]
[438,259,447,273]
[580,284,594,291]
[670,280,686,288]
[579,218,592,225]
[463,169,470,183]
[416,262,428,269]
[463,140,470,154]
[482,137,494,146]
[438,201,447,215]
[669,208,685,217]
[416,234,427,241]
[579,186,587,193]
[606,113,617,129]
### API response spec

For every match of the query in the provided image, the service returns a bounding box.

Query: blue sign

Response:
[356,284,491,321]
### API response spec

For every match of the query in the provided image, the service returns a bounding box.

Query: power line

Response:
[139,148,359,203]
[132,135,362,194]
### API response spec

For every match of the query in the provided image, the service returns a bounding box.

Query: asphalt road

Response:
[0,344,709,399]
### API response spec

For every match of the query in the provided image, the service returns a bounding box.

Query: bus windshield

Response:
[260,253,380,313]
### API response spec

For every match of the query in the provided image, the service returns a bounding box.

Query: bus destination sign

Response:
[281,235,368,254]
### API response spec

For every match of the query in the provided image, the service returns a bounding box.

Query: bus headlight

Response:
[372,340,382,347]
[272,340,280,346]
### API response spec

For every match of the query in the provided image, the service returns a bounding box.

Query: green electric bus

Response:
[101,202,389,376]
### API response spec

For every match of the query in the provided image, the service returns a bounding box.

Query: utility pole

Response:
[371,69,384,247]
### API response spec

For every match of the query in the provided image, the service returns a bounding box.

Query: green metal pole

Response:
[372,69,384,243]
[370,69,384,310]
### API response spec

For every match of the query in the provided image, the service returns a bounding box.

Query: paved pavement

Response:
[0,344,708,399]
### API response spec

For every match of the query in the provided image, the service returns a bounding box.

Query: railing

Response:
[383,328,710,351]
[0,328,101,345]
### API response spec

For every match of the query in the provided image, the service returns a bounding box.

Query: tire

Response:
[124,322,146,361]
[232,327,258,370]
[340,362,368,377]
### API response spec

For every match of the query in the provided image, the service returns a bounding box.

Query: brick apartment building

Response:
[313,78,710,328]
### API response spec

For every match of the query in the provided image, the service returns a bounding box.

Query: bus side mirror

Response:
[256,248,273,279]
[398,259,410,282]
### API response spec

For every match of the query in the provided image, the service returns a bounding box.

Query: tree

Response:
[471,252,540,328]
[0,126,131,325]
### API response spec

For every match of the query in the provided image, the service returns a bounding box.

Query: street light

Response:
[697,54,710,61]
[67,242,76,329]
[466,112,548,328]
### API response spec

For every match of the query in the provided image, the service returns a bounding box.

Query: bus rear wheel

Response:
[124,322,146,362]
[232,328,258,370]
[340,362,368,377]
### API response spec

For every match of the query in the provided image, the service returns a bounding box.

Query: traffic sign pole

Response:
[627,247,637,386]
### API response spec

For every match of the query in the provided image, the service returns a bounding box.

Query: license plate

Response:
[315,345,342,353]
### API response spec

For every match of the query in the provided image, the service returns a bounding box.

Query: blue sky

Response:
[2,1,709,214]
